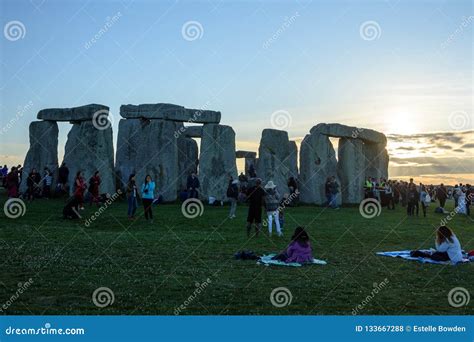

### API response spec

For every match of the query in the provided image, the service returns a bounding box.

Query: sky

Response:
[0,0,472,184]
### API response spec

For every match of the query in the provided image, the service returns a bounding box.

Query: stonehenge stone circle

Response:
[63,120,115,195]
[20,121,59,193]
[199,124,237,201]
[37,104,109,122]
[23,101,389,205]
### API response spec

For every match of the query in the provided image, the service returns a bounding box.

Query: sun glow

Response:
[385,109,419,135]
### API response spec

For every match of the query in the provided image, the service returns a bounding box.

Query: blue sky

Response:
[0,0,472,181]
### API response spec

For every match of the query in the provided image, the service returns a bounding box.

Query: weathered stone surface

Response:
[20,121,59,193]
[244,157,257,176]
[63,121,115,195]
[256,129,293,196]
[37,104,109,122]
[199,124,237,201]
[299,133,338,204]
[337,138,366,204]
[183,125,202,138]
[236,150,257,159]
[311,123,387,145]
[288,141,298,179]
[120,103,221,123]
[177,136,199,191]
[115,118,179,201]
[364,142,389,179]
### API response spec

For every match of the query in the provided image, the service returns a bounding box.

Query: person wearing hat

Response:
[264,180,282,237]
[246,178,265,237]
[227,177,239,219]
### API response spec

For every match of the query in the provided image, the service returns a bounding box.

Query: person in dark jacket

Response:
[186,172,200,199]
[26,168,41,201]
[6,167,19,198]
[328,176,340,209]
[126,174,140,219]
[437,184,448,209]
[58,162,69,193]
[407,183,419,216]
[246,178,265,237]
[227,177,239,219]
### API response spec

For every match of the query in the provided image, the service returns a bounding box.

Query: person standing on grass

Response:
[328,176,340,209]
[88,171,101,206]
[26,168,41,201]
[325,177,332,207]
[407,183,418,216]
[246,178,265,237]
[74,171,86,210]
[419,185,430,217]
[466,184,472,216]
[186,172,200,199]
[141,174,155,223]
[437,183,447,209]
[264,180,282,237]
[227,177,239,219]
[126,174,139,219]
[6,166,19,198]
[58,162,69,193]
[384,181,395,210]
[42,167,53,199]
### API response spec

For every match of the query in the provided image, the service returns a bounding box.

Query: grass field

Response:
[1,193,473,315]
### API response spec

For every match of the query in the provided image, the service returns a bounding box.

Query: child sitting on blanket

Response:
[410,226,463,263]
[272,227,313,263]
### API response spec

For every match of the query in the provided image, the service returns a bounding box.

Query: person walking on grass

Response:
[264,180,282,237]
[141,174,155,223]
[126,174,139,219]
[74,171,86,210]
[246,178,265,237]
[227,177,239,219]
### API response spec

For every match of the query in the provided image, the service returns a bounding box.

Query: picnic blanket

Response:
[257,254,327,267]
[376,249,472,265]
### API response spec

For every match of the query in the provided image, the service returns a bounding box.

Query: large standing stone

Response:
[115,118,179,201]
[37,104,109,122]
[20,121,59,193]
[199,124,237,201]
[364,142,389,179]
[299,133,338,204]
[256,129,293,196]
[337,138,366,204]
[120,103,221,123]
[63,121,115,195]
[311,123,387,144]
[177,136,199,191]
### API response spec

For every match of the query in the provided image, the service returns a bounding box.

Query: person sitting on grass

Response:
[410,226,463,263]
[272,226,313,263]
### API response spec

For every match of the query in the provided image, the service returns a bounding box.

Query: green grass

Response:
[0,193,473,315]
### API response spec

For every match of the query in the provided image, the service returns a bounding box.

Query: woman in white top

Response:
[411,226,463,263]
